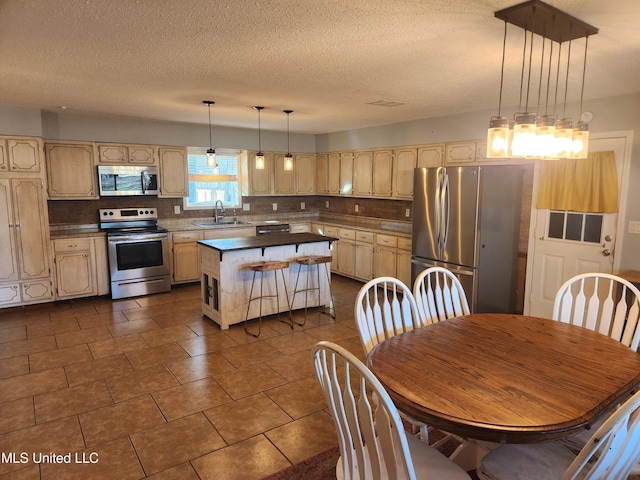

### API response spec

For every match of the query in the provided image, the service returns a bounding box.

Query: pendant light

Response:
[486,0,598,160]
[202,100,216,168]
[283,110,293,171]
[254,106,265,169]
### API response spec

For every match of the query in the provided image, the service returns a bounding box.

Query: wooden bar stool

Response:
[244,260,293,337]
[290,255,335,326]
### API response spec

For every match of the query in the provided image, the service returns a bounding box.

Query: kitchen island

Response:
[198,233,337,329]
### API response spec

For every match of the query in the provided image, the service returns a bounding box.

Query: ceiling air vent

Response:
[366,100,406,107]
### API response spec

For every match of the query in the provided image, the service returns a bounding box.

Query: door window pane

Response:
[584,215,603,243]
[565,214,583,241]
[548,212,564,239]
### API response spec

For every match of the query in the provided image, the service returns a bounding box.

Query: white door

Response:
[525,133,632,319]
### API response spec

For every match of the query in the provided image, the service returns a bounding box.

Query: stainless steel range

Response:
[99,208,170,299]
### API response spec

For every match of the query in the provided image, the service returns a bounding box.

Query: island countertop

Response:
[198,232,338,254]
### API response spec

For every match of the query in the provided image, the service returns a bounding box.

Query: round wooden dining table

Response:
[367,313,640,445]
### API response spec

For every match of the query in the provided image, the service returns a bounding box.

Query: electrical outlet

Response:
[243,203,250,211]
[325,201,329,208]
[355,204,359,213]
[630,220,640,234]
[174,205,181,214]
[405,208,411,217]
[272,203,278,211]
[301,202,305,210]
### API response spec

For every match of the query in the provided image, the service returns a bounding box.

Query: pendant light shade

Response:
[254,106,265,169]
[485,0,598,160]
[283,110,293,171]
[202,100,217,169]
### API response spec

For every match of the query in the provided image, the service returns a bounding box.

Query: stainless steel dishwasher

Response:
[255,223,291,235]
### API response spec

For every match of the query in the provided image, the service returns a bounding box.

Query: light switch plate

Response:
[630,220,640,234]
[355,205,359,213]
[405,208,410,217]
[301,202,305,210]
[272,203,278,211]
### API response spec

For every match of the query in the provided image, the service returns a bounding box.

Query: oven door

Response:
[107,232,169,282]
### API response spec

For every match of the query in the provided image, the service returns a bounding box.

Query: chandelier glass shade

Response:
[202,100,217,169]
[486,0,597,161]
[254,106,265,170]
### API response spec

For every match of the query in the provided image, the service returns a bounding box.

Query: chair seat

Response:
[336,433,470,480]
[295,255,332,265]
[248,260,289,272]
[478,442,578,480]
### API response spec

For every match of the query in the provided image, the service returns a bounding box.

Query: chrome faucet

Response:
[214,200,225,222]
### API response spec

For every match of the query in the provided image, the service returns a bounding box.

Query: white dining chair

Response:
[354,276,424,355]
[553,272,640,469]
[413,267,470,324]
[312,341,471,480]
[476,389,640,480]
[553,272,640,351]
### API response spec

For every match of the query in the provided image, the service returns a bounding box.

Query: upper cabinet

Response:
[417,144,444,168]
[328,153,341,194]
[158,146,188,198]
[392,147,417,199]
[97,143,156,165]
[45,141,99,199]
[316,153,328,194]
[0,136,43,173]
[372,149,392,197]
[294,153,315,195]
[274,152,295,195]
[340,152,354,195]
[244,150,274,196]
[353,150,373,196]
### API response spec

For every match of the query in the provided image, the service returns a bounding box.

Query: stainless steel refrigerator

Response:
[411,165,523,313]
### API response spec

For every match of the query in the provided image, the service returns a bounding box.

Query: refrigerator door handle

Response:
[442,171,450,252]
[435,168,443,257]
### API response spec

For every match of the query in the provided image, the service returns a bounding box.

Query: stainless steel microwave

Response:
[98,165,159,196]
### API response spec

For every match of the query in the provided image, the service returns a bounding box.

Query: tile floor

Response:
[0,275,366,480]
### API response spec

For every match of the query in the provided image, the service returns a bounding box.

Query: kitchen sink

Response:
[193,220,252,227]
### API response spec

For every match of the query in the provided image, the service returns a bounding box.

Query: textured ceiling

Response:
[1,0,639,134]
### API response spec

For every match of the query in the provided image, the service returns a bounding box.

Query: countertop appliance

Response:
[100,207,170,299]
[256,223,290,235]
[411,166,523,313]
[98,165,159,196]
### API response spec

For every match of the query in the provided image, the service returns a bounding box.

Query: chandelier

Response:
[486,0,598,160]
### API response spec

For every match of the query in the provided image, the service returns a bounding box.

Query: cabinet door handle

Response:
[68,244,78,248]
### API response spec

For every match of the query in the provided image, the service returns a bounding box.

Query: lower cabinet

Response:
[53,238,96,300]
[397,237,412,287]
[171,231,204,284]
[52,236,109,300]
[354,231,374,281]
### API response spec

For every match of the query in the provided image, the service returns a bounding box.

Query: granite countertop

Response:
[49,213,412,239]
[199,232,338,255]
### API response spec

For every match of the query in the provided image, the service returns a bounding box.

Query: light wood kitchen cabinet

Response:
[375,234,398,279]
[245,150,274,195]
[340,152,354,195]
[396,236,412,287]
[53,237,96,299]
[354,230,374,281]
[203,226,255,240]
[327,153,341,194]
[97,143,156,165]
[290,223,310,233]
[158,146,188,198]
[372,149,393,197]
[323,225,339,272]
[392,148,417,199]
[336,228,356,277]
[0,178,53,306]
[274,152,295,194]
[0,137,42,173]
[417,144,444,168]
[171,231,204,284]
[45,141,99,199]
[353,150,373,196]
[94,236,110,295]
[316,154,328,194]
[295,153,315,194]
[445,141,476,164]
